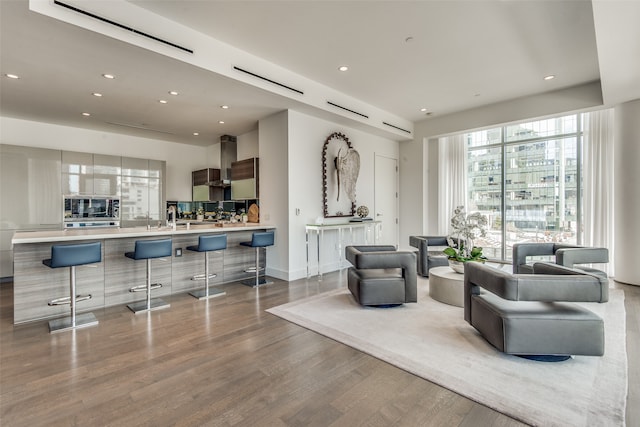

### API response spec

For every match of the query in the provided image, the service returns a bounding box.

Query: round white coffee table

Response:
[429,266,464,307]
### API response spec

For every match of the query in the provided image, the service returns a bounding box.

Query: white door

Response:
[374,154,399,247]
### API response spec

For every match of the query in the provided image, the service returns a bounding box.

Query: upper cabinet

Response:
[192,168,223,201]
[94,154,122,195]
[231,158,259,200]
[1,144,62,229]
[120,157,166,227]
[62,151,121,196]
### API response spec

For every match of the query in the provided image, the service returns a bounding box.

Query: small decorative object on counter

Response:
[247,203,259,223]
[196,207,205,221]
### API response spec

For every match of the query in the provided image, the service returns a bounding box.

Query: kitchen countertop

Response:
[12,223,275,244]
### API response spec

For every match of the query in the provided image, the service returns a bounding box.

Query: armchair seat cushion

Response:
[348,268,406,306]
[517,263,535,274]
[428,246,449,254]
[427,250,448,258]
[471,291,604,356]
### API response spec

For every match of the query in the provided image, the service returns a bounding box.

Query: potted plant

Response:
[443,206,488,273]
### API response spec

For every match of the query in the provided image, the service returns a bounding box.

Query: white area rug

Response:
[267,284,627,426]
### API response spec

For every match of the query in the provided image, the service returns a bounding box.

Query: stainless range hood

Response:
[216,134,237,186]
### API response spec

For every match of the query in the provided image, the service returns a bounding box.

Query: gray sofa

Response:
[345,245,417,306]
[512,242,609,278]
[409,236,450,277]
[464,261,609,359]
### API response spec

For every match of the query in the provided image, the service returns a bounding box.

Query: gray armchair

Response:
[464,261,609,359]
[345,245,417,306]
[512,242,609,278]
[409,236,450,277]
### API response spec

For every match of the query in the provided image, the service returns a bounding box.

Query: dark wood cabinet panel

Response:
[192,168,220,185]
[231,158,258,180]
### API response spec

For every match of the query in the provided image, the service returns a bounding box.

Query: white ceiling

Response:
[1,0,638,146]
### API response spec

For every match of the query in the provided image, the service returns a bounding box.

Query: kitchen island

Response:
[11,223,275,324]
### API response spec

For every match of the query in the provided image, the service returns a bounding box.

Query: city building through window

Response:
[465,114,582,261]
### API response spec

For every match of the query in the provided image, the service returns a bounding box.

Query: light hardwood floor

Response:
[1,272,637,427]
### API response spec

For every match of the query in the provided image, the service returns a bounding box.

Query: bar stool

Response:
[239,230,275,287]
[187,234,227,300]
[125,238,172,314]
[43,241,101,333]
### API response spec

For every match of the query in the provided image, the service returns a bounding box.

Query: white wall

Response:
[0,117,211,201]
[286,110,399,280]
[258,111,289,280]
[238,130,259,160]
[614,99,640,286]
[398,138,426,250]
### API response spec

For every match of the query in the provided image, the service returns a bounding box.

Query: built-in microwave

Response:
[63,196,120,228]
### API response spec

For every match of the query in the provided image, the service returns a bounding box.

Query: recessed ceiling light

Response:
[420,108,427,112]
[544,75,555,81]
[220,105,229,109]
[405,36,414,43]
[193,132,199,136]
[338,66,349,72]
[159,99,168,104]
[4,73,20,79]
[218,121,225,124]
[82,112,91,117]
[102,73,115,79]
[169,91,179,96]
[92,92,102,97]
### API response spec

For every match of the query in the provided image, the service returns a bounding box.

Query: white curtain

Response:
[438,134,467,235]
[583,109,615,276]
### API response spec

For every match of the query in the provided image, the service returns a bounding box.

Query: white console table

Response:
[305,221,381,280]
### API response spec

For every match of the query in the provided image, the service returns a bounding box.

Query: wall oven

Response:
[63,196,120,228]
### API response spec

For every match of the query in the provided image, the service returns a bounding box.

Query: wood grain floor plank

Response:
[1,272,636,427]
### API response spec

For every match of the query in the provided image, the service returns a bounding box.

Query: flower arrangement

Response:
[442,206,488,263]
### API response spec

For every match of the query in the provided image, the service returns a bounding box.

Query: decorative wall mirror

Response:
[322,132,359,217]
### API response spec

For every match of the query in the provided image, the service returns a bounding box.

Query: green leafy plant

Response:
[443,243,486,262]
[445,206,488,263]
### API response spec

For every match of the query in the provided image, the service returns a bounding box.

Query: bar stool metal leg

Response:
[241,246,273,287]
[48,265,99,333]
[239,231,274,288]
[189,251,226,300]
[127,258,171,313]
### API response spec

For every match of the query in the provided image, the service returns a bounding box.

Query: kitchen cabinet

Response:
[0,144,62,278]
[231,158,259,200]
[93,154,121,195]
[120,157,166,227]
[192,168,223,201]
[62,151,92,195]
[149,160,166,223]
[62,151,121,196]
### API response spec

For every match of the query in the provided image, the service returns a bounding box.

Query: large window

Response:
[466,114,582,261]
